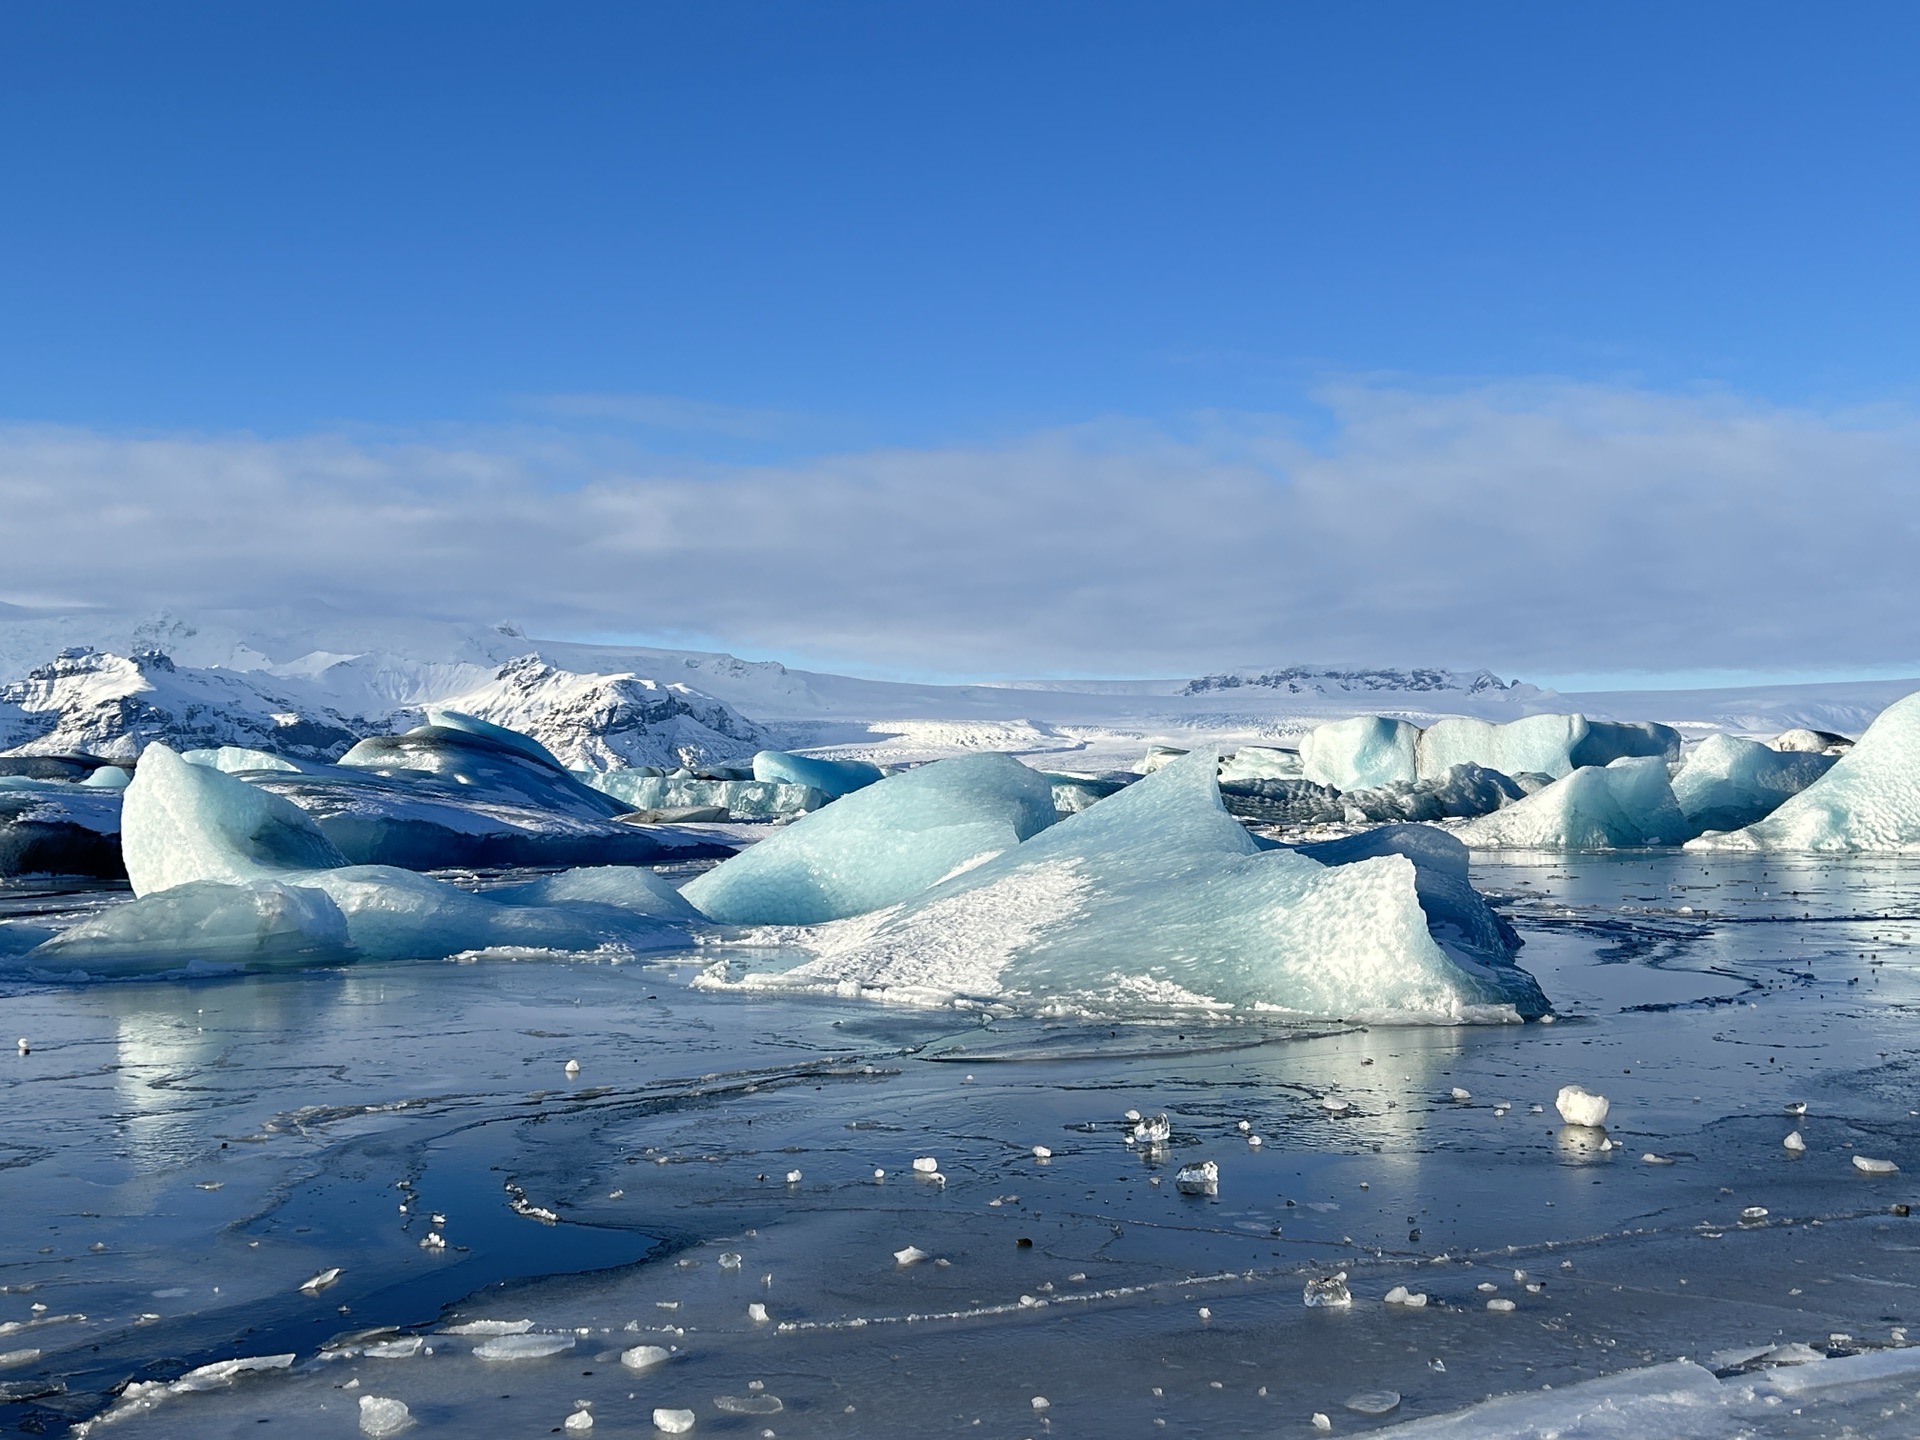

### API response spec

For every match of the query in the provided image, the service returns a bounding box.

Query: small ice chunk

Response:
[1345,1391,1401,1416]
[1311,1414,1332,1432]
[1197,1306,1211,1320]
[1175,1160,1219,1196]
[473,1333,576,1360]
[358,1395,412,1437]
[718,1251,743,1269]
[15,1039,26,1054]
[1555,1085,1610,1127]
[784,1170,802,1184]
[1642,1153,1674,1165]
[1125,1109,1142,1122]
[1247,1135,1263,1147]
[1134,1114,1172,1144]
[1319,1098,1351,1115]
[172,1354,296,1391]
[1383,1286,1428,1306]
[1785,1102,1807,1116]
[299,1267,342,1293]
[1742,1206,1769,1221]
[1784,1131,1806,1152]
[1304,1272,1352,1308]
[1854,1155,1900,1174]
[716,1394,783,1414]
[1032,1145,1053,1159]
[1486,1297,1516,1312]
[1450,1088,1471,1102]
[622,1345,670,1371]
[747,1303,769,1323]
[565,1410,594,1432]
[365,1338,422,1359]
[1031,1396,1051,1410]
[565,1059,581,1075]
[1237,1120,1251,1132]
[443,1319,533,1335]
[912,1156,940,1173]
[894,1246,929,1266]
[653,1409,696,1434]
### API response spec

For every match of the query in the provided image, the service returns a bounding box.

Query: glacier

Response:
[682,752,1058,924]
[1669,733,1836,834]
[1454,755,1696,848]
[702,750,1548,1019]
[1688,689,1920,851]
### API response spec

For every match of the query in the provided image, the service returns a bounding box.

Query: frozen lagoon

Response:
[4,851,1920,1437]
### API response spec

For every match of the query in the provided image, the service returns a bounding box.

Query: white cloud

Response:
[2,382,1916,677]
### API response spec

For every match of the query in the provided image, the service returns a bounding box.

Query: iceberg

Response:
[1292,825,1523,968]
[181,746,309,775]
[1688,689,1920,851]
[703,750,1548,1020]
[683,752,1057,924]
[751,749,884,798]
[0,784,123,879]
[1416,714,1680,782]
[339,712,630,819]
[1299,716,1419,790]
[1454,756,1695,848]
[584,771,828,820]
[1669,733,1835,834]
[26,746,702,972]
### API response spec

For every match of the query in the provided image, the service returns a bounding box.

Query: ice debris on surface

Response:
[1174,1160,1219,1195]
[1300,715,1420,790]
[1690,689,1920,851]
[1854,1155,1899,1174]
[1345,1390,1402,1416]
[652,1408,696,1434]
[1455,756,1696,848]
[20,745,702,972]
[1418,713,1681,782]
[1383,1285,1428,1306]
[701,750,1548,1020]
[472,1332,576,1360]
[358,1394,412,1437]
[1784,1131,1806,1151]
[1555,1085,1611,1127]
[621,1344,671,1370]
[1670,733,1836,834]
[1303,1272,1352,1308]
[442,1319,533,1335]
[565,1409,594,1431]
[751,749,883,798]
[682,753,1056,925]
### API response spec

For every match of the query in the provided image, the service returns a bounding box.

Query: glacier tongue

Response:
[683,752,1058,924]
[1689,688,1920,851]
[706,750,1548,1020]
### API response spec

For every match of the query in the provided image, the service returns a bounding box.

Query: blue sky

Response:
[3,4,1918,685]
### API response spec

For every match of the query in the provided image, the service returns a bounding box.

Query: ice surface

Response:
[1455,757,1696,848]
[1670,733,1835,834]
[357,1395,411,1437]
[182,746,307,774]
[683,753,1057,925]
[1299,716,1418,790]
[1688,689,1920,851]
[1418,713,1681,782]
[704,750,1547,1019]
[751,749,884,798]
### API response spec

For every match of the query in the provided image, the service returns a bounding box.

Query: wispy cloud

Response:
[3,382,1917,678]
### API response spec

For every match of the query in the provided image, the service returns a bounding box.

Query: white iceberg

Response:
[701,750,1547,1020]
[1669,733,1835,834]
[682,753,1057,925]
[1688,690,1920,851]
[25,746,699,972]
[1216,746,1303,784]
[1417,714,1680,782]
[1454,757,1695,848]
[1300,716,1419,790]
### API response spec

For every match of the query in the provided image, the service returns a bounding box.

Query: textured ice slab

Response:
[1670,733,1835,834]
[1688,691,1920,851]
[1217,746,1304,783]
[1454,757,1695,849]
[751,749,885,798]
[684,752,1058,924]
[585,772,828,820]
[1418,714,1681,782]
[706,750,1547,1019]
[1299,716,1419,790]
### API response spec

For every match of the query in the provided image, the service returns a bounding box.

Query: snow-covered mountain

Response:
[1180,667,1532,699]
[0,649,361,762]
[424,655,767,771]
